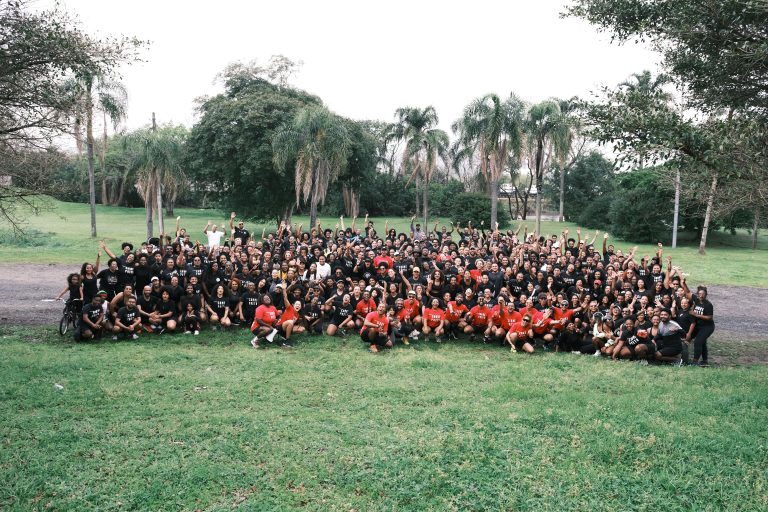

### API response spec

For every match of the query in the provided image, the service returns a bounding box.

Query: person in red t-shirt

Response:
[493,300,522,344]
[276,285,305,342]
[443,292,468,340]
[422,298,445,342]
[400,290,423,339]
[465,296,492,341]
[354,290,377,329]
[506,314,535,353]
[552,301,574,333]
[531,307,556,347]
[250,294,287,348]
[361,302,392,353]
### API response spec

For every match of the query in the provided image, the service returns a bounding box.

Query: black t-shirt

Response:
[302,303,322,322]
[117,306,139,326]
[156,299,175,317]
[81,303,103,328]
[241,292,260,319]
[97,269,120,296]
[134,264,153,291]
[118,262,136,287]
[137,295,157,316]
[82,274,98,301]
[234,227,250,242]
[693,299,714,327]
[180,294,202,313]
[208,296,228,316]
[331,301,353,324]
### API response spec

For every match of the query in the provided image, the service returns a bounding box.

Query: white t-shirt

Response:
[317,262,332,280]
[206,230,225,248]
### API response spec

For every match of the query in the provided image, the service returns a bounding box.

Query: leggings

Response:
[693,324,715,361]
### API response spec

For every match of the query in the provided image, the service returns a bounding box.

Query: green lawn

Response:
[1,327,766,511]
[2,197,767,287]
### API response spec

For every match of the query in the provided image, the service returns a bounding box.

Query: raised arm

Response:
[94,250,102,274]
[203,220,211,235]
[99,240,116,260]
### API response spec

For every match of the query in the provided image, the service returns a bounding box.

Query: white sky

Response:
[48,0,662,135]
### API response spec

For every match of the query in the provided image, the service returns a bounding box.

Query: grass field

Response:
[1,326,766,511]
[1,198,767,287]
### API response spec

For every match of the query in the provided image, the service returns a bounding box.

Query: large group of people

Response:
[58,212,716,366]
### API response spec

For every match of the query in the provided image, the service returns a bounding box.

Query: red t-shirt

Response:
[402,299,420,320]
[532,311,554,335]
[355,298,377,317]
[552,308,574,331]
[423,308,444,328]
[361,311,389,335]
[445,301,468,323]
[469,305,492,327]
[277,305,299,326]
[510,321,532,340]
[499,310,522,330]
[251,304,278,331]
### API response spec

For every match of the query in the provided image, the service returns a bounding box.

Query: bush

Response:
[608,169,672,243]
[449,193,511,228]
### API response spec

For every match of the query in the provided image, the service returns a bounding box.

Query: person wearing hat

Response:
[360,302,392,353]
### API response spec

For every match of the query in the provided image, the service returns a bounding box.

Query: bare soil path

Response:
[1,264,765,364]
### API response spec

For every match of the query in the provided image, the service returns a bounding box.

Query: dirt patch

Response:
[0,264,765,363]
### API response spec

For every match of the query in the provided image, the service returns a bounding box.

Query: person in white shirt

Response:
[203,220,227,248]
[316,254,332,280]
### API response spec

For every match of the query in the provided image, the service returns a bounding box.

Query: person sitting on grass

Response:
[78,294,105,341]
[422,298,446,343]
[361,302,392,353]
[652,308,684,364]
[465,295,492,342]
[156,289,177,334]
[136,285,160,333]
[275,285,302,345]
[325,293,355,338]
[506,314,535,354]
[181,302,201,335]
[206,284,231,331]
[113,295,141,340]
[250,294,287,349]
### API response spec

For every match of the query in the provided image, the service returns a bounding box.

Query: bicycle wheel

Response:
[59,314,69,336]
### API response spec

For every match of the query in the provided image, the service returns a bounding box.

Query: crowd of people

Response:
[57,212,716,366]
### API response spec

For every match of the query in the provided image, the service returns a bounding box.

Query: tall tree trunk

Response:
[74,117,83,155]
[101,179,109,205]
[85,82,97,237]
[422,178,429,227]
[166,200,174,217]
[698,176,717,255]
[155,170,164,236]
[280,204,294,227]
[145,186,154,241]
[558,166,565,222]
[672,168,680,248]
[490,177,499,228]
[309,168,318,228]
[752,209,760,250]
[414,173,421,217]
[115,176,126,206]
[534,139,544,235]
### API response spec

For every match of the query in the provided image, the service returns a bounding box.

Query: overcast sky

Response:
[49,0,661,134]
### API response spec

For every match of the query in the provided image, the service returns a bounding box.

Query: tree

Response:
[564,0,768,116]
[0,0,142,232]
[187,75,321,225]
[337,119,378,218]
[389,106,449,225]
[452,94,525,228]
[524,100,570,235]
[126,121,187,240]
[544,151,615,224]
[272,106,350,228]
[551,97,583,222]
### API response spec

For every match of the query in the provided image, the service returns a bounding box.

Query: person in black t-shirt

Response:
[156,290,177,332]
[690,286,715,366]
[302,296,323,334]
[325,293,354,336]
[136,285,159,331]
[113,296,141,340]
[78,295,106,340]
[97,259,121,300]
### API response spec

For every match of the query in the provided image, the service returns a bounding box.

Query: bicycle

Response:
[58,298,82,336]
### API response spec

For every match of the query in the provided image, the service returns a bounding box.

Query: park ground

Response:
[1,199,767,510]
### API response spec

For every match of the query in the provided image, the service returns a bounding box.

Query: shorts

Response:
[514,338,532,350]
[360,328,388,346]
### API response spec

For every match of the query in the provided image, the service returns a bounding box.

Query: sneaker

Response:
[266,329,277,343]
[158,328,166,335]
[469,334,476,342]
[510,346,517,353]
[184,330,191,335]
[593,351,601,357]
[340,329,348,338]
[369,344,378,353]
[112,335,118,341]
[639,359,649,366]
[250,336,261,349]
[571,351,580,355]
[131,333,139,340]
[436,337,442,344]
[409,329,419,338]
[193,330,199,336]
[212,326,218,331]
[674,358,684,368]
[700,360,710,367]
[483,335,491,344]
[280,340,293,349]
[402,337,410,346]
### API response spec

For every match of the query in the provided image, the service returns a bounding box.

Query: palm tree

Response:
[272,106,350,228]
[65,72,128,236]
[389,106,448,225]
[551,98,580,222]
[525,99,564,235]
[127,121,186,240]
[452,94,525,227]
